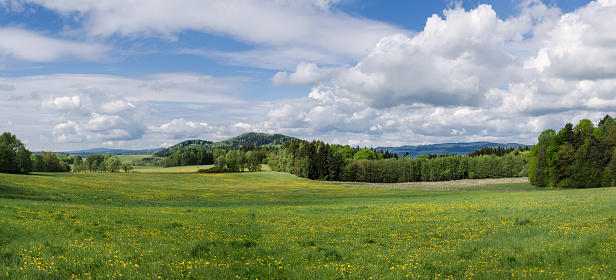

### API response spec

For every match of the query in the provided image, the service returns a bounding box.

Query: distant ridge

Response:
[153,132,300,157]
[55,137,527,159]
[375,142,528,158]
[52,148,164,157]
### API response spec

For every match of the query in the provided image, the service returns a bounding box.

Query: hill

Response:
[375,142,528,158]
[153,132,299,157]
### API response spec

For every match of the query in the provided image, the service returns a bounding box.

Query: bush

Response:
[198,166,228,173]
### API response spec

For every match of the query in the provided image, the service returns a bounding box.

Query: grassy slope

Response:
[1,172,615,279]
[114,155,154,164]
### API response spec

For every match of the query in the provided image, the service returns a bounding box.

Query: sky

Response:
[1,0,614,152]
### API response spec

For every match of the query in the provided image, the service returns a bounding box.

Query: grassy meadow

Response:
[1,171,615,279]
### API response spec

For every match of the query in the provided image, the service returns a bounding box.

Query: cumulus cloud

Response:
[52,121,81,142]
[257,1,616,146]
[0,28,108,62]
[272,62,329,86]
[99,99,136,115]
[323,4,533,109]
[51,112,147,143]
[42,95,82,111]
[265,86,383,135]
[528,0,616,80]
[49,104,147,143]
[147,118,210,139]
[0,71,255,148]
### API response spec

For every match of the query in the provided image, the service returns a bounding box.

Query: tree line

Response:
[154,147,267,173]
[0,131,529,180]
[72,154,132,173]
[0,132,132,173]
[267,140,529,183]
[529,115,616,188]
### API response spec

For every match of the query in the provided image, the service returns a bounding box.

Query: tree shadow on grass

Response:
[0,184,58,202]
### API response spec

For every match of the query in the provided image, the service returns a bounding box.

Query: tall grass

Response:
[1,172,615,279]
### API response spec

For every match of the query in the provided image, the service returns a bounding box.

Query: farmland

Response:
[1,171,615,279]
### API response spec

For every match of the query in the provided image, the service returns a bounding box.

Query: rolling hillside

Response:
[153,132,299,157]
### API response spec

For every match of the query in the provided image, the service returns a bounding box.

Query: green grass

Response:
[131,164,211,173]
[1,171,615,279]
[131,164,271,173]
[114,155,158,164]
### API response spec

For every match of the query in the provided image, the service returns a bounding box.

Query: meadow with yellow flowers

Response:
[1,171,615,279]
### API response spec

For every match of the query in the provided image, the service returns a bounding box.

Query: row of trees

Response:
[468,145,531,157]
[267,140,529,183]
[529,116,616,188]
[72,154,132,173]
[159,147,268,171]
[161,148,215,167]
[32,152,71,172]
[201,149,266,172]
[1,132,95,173]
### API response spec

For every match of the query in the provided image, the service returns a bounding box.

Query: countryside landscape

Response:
[2,115,616,279]
[2,0,616,279]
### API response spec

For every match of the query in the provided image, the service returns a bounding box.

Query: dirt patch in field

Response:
[342,177,532,191]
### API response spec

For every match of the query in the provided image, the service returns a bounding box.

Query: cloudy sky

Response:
[1,0,614,151]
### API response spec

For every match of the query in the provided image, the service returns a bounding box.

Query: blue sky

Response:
[2,0,614,151]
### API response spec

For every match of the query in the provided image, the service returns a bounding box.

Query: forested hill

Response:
[375,142,527,158]
[153,132,299,157]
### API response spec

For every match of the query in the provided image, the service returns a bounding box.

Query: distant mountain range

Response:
[52,148,164,157]
[55,133,529,159]
[375,142,528,158]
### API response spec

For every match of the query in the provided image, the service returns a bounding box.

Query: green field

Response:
[114,155,155,164]
[1,171,615,279]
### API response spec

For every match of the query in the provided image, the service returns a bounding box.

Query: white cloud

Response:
[272,62,329,86]
[86,114,124,131]
[255,1,616,146]
[6,72,245,105]
[52,120,81,142]
[0,71,262,149]
[99,99,136,115]
[42,95,82,111]
[0,27,108,62]
[7,0,403,61]
[50,111,147,143]
[3,1,616,151]
[322,4,530,109]
[147,118,210,139]
[527,0,616,80]
[189,47,346,70]
[0,83,16,91]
